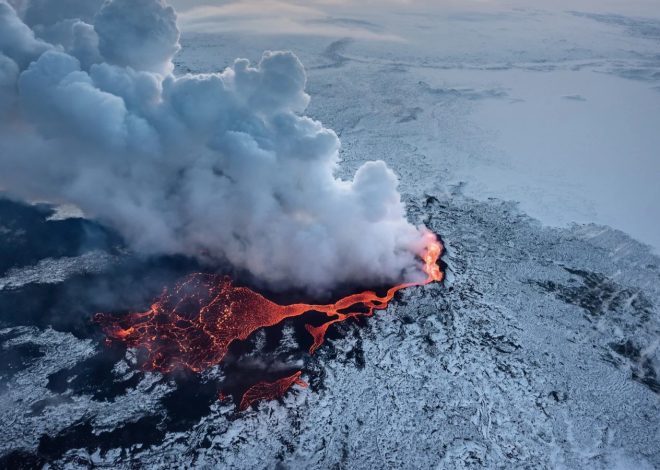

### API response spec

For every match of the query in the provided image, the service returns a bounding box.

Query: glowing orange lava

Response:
[95,230,443,408]
[239,371,308,411]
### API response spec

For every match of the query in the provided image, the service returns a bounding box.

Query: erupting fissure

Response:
[95,231,443,408]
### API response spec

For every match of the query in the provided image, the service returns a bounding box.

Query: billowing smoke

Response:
[0,0,426,292]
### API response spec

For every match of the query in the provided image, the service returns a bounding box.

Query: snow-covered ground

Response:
[1,193,659,468]
[1,2,659,468]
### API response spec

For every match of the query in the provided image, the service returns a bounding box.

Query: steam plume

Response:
[0,0,426,291]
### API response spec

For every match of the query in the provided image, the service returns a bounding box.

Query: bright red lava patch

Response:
[239,371,308,411]
[95,231,443,409]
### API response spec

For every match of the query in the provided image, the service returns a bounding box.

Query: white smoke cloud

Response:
[0,1,51,67]
[0,0,427,292]
[0,52,19,116]
[95,0,180,75]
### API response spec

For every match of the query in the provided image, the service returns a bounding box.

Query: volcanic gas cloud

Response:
[0,0,428,293]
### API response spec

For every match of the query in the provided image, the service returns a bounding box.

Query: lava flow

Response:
[95,230,443,407]
[239,372,308,411]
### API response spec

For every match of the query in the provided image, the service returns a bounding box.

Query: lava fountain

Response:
[95,230,443,408]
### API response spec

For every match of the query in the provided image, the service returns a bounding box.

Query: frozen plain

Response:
[1,3,660,468]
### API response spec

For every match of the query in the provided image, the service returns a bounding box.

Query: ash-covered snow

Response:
[2,6,660,468]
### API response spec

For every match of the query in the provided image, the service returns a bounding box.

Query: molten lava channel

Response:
[95,231,443,408]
